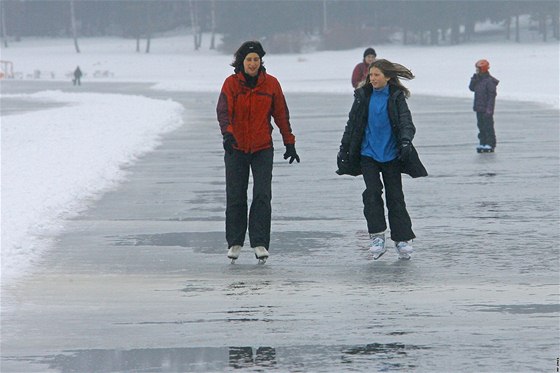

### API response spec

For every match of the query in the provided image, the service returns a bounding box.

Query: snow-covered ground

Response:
[2,34,558,106]
[1,33,558,283]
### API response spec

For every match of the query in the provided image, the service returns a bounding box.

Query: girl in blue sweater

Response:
[338,59,426,260]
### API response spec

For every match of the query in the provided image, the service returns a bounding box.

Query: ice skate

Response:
[254,246,269,264]
[395,241,414,260]
[368,232,386,260]
[227,245,242,263]
[477,144,494,153]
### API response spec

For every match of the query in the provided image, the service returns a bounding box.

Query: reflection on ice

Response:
[23,343,429,372]
[228,346,276,369]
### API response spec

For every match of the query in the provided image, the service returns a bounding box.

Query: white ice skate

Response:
[368,232,386,260]
[395,241,414,260]
[227,245,242,263]
[477,144,494,153]
[254,246,269,264]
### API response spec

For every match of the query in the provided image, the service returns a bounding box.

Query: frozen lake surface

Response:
[1,81,559,372]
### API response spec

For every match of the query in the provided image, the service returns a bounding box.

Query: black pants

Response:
[361,156,415,242]
[225,148,273,249]
[476,112,496,147]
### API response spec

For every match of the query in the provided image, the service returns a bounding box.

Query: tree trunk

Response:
[70,0,80,53]
[144,2,152,54]
[322,0,328,34]
[189,0,200,50]
[515,14,520,42]
[209,0,216,49]
[540,13,547,42]
[553,11,559,40]
[1,0,8,48]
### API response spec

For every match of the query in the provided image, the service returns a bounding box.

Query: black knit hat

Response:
[237,41,266,59]
[363,47,377,58]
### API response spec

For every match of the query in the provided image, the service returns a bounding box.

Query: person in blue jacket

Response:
[337,59,427,261]
[469,59,499,152]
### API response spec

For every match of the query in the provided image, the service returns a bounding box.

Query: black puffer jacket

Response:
[337,84,427,178]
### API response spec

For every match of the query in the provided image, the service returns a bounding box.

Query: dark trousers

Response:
[476,112,496,147]
[225,148,273,249]
[360,156,415,242]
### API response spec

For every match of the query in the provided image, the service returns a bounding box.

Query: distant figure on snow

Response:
[351,47,377,89]
[216,40,300,264]
[73,66,82,86]
[469,59,499,153]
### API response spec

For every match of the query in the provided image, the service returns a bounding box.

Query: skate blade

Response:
[398,254,411,260]
[257,257,267,264]
[369,249,386,260]
[229,257,238,264]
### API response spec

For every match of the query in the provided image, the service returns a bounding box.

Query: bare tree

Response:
[322,0,328,34]
[1,0,7,48]
[189,0,201,50]
[515,14,520,42]
[209,0,216,50]
[145,2,152,53]
[70,0,80,53]
[539,12,547,42]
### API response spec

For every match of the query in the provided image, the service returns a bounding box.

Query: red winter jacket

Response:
[351,61,369,88]
[217,71,295,154]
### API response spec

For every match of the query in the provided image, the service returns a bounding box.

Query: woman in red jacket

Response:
[351,47,377,89]
[217,40,300,264]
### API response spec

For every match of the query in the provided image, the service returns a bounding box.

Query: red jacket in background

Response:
[351,61,369,88]
[217,71,295,154]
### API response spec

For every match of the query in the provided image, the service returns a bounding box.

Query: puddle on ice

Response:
[10,343,429,372]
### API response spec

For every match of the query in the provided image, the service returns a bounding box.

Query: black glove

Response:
[336,148,349,175]
[398,140,412,163]
[283,144,300,164]
[223,132,237,154]
[338,145,349,164]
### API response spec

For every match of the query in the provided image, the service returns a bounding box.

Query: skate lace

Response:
[371,237,384,247]
[396,242,412,252]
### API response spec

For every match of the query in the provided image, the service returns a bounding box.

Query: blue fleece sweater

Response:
[361,85,397,162]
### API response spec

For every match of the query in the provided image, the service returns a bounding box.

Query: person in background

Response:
[469,59,499,153]
[351,47,377,89]
[73,66,82,86]
[216,40,300,264]
[337,59,427,260]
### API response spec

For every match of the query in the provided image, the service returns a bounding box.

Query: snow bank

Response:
[1,91,184,282]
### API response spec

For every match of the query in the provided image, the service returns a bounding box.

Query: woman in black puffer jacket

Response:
[336,59,427,260]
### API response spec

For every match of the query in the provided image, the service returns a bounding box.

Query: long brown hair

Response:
[366,59,415,98]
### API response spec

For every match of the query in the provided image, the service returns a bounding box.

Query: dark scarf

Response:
[243,71,259,88]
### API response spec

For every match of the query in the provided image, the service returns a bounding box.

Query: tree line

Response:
[1,0,558,52]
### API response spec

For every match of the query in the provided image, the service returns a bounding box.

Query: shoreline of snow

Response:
[1,91,184,284]
[2,36,558,109]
